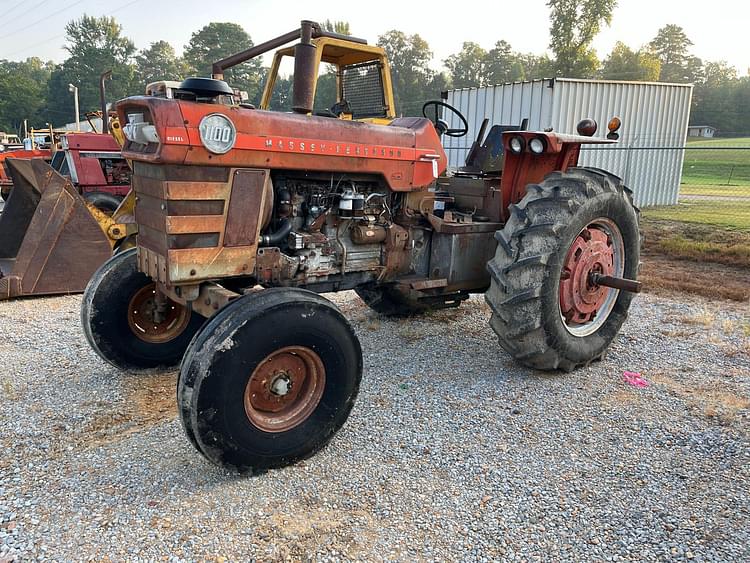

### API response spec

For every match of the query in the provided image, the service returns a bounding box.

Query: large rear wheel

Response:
[81,248,205,370]
[485,168,640,371]
[178,288,362,472]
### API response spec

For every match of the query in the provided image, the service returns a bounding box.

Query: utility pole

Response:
[68,83,80,131]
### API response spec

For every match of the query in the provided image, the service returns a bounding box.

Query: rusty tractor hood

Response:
[116,96,447,191]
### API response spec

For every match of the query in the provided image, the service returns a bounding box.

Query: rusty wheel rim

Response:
[127,284,191,344]
[244,346,326,433]
[559,218,624,337]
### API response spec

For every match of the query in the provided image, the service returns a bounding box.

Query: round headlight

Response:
[529,137,546,154]
[199,113,236,154]
[509,136,525,154]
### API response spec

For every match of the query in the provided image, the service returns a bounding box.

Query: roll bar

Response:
[211,20,367,79]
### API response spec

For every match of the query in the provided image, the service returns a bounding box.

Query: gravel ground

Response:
[1,290,748,562]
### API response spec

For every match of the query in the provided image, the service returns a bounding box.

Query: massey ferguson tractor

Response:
[81,21,641,472]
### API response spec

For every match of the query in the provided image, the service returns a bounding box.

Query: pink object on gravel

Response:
[623,371,649,387]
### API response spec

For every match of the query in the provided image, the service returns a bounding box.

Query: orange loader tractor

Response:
[81,22,642,472]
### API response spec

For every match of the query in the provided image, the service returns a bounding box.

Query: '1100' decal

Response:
[203,125,233,142]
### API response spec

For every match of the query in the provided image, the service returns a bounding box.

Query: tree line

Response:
[0,1,748,136]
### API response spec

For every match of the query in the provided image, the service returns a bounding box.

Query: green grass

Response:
[685,137,750,147]
[642,198,750,230]
[654,236,750,267]
[681,137,750,193]
[679,184,748,197]
[641,214,750,263]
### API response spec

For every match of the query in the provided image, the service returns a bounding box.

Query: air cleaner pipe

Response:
[260,218,293,247]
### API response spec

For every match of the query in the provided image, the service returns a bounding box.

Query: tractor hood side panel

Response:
[116,97,447,191]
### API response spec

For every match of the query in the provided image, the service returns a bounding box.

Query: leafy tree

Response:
[445,42,487,88]
[43,15,138,125]
[485,40,527,84]
[426,71,451,99]
[0,58,54,131]
[377,30,435,115]
[267,75,294,111]
[184,22,263,97]
[312,20,353,111]
[135,41,190,86]
[600,42,660,81]
[701,61,737,88]
[691,62,743,134]
[648,24,702,83]
[517,53,556,80]
[547,0,617,77]
[321,20,351,35]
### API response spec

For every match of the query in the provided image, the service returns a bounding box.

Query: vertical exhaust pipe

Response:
[100,70,112,134]
[292,20,316,114]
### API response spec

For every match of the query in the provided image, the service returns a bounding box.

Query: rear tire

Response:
[485,167,640,371]
[178,288,362,472]
[81,248,204,370]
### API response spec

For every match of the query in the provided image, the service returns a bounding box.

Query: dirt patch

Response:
[601,388,647,409]
[254,505,378,560]
[649,371,750,426]
[60,371,178,452]
[639,218,750,301]
[641,254,750,302]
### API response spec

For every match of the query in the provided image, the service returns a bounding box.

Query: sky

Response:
[0,0,748,76]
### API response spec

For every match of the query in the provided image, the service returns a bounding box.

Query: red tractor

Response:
[49,131,130,213]
[81,22,641,472]
[1,132,130,213]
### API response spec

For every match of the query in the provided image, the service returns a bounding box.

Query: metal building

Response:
[442,78,693,206]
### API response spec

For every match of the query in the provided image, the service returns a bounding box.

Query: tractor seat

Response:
[455,118,528,177]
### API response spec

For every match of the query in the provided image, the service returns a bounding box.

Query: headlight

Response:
[123,113,160,145]
[199,113,236,154]
[529,137,546,154]
[509,136,525,154]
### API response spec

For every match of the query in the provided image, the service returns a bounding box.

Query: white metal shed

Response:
[442,78,693,206]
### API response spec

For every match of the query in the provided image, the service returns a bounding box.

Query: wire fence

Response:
[583,140,750,230]
[673,144,750,229]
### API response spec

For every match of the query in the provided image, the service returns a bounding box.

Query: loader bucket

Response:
[0,158,113,300]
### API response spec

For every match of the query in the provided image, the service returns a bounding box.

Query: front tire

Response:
[485,167,640,371]
[81,248,205,370]
[178,288,362,472]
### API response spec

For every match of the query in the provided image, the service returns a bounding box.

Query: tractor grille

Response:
[341,61,387,119]
[132,162,267,285]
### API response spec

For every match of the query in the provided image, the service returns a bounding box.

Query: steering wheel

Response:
[422,101,469,137]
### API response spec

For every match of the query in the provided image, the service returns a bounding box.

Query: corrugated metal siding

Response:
[443,80,554,167]
[444,79,693,206]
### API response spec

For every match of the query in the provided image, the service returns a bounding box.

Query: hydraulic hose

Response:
[260,218,292,246]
